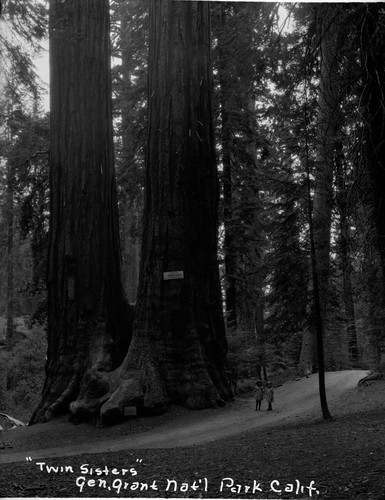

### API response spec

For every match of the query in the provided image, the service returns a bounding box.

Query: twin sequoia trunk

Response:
[72,0,232,424]
[31,0,132,424]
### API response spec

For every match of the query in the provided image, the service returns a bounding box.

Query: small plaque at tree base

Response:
[123,406,137,417]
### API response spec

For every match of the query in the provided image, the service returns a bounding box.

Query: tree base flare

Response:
[68,340,231,426]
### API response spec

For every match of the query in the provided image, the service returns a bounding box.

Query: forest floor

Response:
[0,370,384,499]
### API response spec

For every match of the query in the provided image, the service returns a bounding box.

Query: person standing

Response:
[254,380,264,411]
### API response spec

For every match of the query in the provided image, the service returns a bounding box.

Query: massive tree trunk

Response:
[30,0,132,424]
[361,5,385,295]
[358,5,385,366]
[71,0,232,425]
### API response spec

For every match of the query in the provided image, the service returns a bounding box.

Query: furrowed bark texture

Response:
[361,5,385,294]
[30,0,132,424]
[74,0,232,424]
[358,5,385,366]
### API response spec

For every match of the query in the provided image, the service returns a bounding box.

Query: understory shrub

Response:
[5,319,46,421]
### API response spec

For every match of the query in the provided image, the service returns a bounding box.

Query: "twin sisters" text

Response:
[31,460,320,497]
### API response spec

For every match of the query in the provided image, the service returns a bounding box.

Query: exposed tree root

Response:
[358,372,384,386]
[30,316,133,426]
[68,333,231,426]
[30,371,81,424]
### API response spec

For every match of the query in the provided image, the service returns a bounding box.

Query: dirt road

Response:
[0,370,368,464]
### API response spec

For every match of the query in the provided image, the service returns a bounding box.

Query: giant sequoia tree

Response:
[354,4,385,365]
[361,5,385,293]
[70,0,232,424]
[31,0,132,423]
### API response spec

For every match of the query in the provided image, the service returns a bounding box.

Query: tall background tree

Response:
[211,2,276,381]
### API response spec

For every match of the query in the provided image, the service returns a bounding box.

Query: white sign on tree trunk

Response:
[163,271,184,280]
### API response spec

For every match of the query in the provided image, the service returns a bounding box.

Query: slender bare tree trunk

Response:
[312,4,340,369]
[302,4,340,419]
